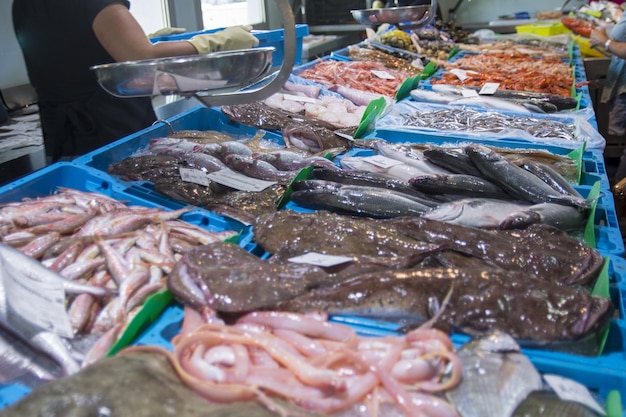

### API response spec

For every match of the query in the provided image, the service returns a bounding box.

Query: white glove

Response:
[186,25,259,54]
[148,27,187,38]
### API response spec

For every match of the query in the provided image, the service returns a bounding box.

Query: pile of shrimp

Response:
[434,52,575,97]
[128,309,463,417]
[297,60,415,98]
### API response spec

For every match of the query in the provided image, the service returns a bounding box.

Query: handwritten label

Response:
[1,254,73,338]
[479,82,500,95]
[364,155,405,169]
[371,70,396,80]
[544,374,606,416]
[207,168,276,192]
[179,168,210,186]
[288,252,353,267]
[461,89,480,98]
[283,94,317,104]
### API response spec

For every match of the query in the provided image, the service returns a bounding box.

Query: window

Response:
[201,0,266,29]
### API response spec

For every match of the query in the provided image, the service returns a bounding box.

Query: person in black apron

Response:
[12,0,259,163]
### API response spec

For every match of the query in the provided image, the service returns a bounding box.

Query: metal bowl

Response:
[91,47,275,98]
[351,5,432,27]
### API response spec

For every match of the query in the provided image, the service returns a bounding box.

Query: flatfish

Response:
[512,391,604,417]
[446,332,543,417]
[273,267,613,345]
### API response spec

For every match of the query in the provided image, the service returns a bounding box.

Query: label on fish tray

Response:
[283,94,317,104]
[449,69,479,82]
[461,89,479,98]
[288,252,353,268]
[208,168,276,192]
[364,155,404,169]
[479,82,500,95]
[544,374,606,416]
[371,70,396,80]
[1,261,73,338]
[180,168,210,186]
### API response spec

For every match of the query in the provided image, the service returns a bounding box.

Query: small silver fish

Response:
[446,331,543,417]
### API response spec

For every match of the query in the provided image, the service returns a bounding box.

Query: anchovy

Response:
[465,144,590,208]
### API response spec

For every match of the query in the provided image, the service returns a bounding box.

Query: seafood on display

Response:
[0,188,238,373]
[432,52,576,97]
[221,102,355,153]
[345,44,427,74]
[127,308,464,417]
[296,59,416,98]
[459,38,569,58]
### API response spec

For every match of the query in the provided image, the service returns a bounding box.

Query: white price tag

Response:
[461,89,480,98]
[207,168,276,192]
[544,374,606,416]
[365,155,405,169]
[283,94,318,104]
[449,69,479,82]
[371,70,396,80]
[288,252,353,267]
[179,167,210,186]
[1,256,73,338]
[479,82,500,95]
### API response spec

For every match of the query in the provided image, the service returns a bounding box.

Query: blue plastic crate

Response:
[150,25,309,67]
[0,162,252,244]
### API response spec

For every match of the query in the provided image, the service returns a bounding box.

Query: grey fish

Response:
[422,148,484,177]
[449,95,533,113]
[0,329,58,383]
[520,159,583,198]
[290,184,431,218]
[422,198,534,229]
[311,166,439,205]
[374,141,453,175]
[409,174,509,199]
[513,390,604,417]
[500,202,587,232]
[409,88,457,104]
[446,331,543,417]
[465,144,590,208]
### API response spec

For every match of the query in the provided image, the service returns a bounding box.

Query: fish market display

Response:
[459,38,569,58]
[432,52,575,97]
[0,188,238,368]
[253,211,604,287]
[297,60,415,98]
[396,107,578,142]
[345,44,426,74]
[263,92,366,128]
[130,309,463,417]
[445,331,543,417]
[221,102,355,153]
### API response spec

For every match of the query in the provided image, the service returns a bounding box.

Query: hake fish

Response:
[446,331,543,417]
[466,144,590,208]
[290,181,432,218]
[421,198,535,229]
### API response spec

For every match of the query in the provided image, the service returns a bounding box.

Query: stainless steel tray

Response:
[91,47,275,98]
[351,1,437,30]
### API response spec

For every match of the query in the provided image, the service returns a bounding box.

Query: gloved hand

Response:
[148,27,187,38]
[185,25,260,54]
